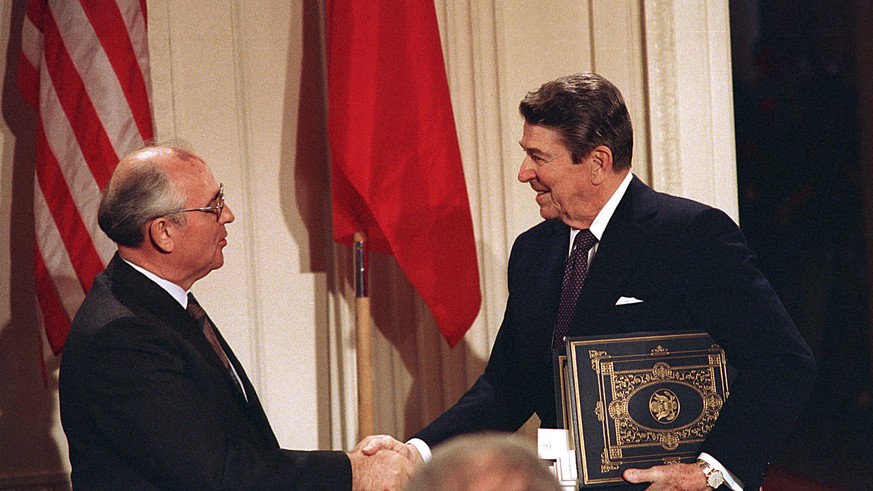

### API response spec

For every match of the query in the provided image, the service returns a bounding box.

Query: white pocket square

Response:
[615,296,644,305]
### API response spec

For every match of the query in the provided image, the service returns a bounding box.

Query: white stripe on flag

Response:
[38,75,116,266]
[23,0,154,355]
[20,10,41,70]
[34,183,87,321]
[49,1,142,159]
[115,0,153,105]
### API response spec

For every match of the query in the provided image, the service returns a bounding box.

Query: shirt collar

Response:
[570,171,633,245]
[121,257,189,308]
[587,171,633,240]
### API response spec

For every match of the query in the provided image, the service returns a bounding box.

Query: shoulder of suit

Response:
[517,219,564,242]
[72,275,136,330]
[505,220,565,265]
[639,184,717,220]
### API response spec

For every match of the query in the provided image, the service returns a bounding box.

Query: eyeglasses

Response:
[160,183,225,220]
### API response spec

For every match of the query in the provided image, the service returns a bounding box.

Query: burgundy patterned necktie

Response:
[552,229,597,350]
[187,293,245,397]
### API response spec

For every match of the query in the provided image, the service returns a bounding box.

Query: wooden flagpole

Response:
[354,232,374,439]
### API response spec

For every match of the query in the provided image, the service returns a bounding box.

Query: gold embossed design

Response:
[658,432,680,451]
[589,350,608,370]
[703,391,724,413]
[653,362,672,379]
[600,349,727,459]
[609,446,623,460]
[709,352,724,365]
[565,332,730,486]
[652,345,669,356]
[600,450,620,473]
[608,399,629,421]
[609,371,721,449]
[649,389,680,423]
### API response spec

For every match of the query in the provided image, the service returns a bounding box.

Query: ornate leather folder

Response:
[562,331,731,487]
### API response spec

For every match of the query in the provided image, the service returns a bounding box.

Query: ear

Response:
[148,217,176,253]
[589,145,613,185]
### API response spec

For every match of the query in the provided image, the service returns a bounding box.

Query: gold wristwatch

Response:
[696,459,725,489]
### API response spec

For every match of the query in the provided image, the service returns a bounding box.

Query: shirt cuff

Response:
[406,438,432,462]
[698,452,743,491]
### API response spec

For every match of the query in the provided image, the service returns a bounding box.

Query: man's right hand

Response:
[347,437,414,491]
[357,434,424,465]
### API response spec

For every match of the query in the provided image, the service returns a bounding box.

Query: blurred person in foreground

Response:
[404,433,559,491]
[59,144,414,490]
[403,73,816,490]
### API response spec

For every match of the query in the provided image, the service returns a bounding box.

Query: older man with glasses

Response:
[59,145,414,490]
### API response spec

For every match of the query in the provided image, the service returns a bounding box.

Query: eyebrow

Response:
[519,141,546,158]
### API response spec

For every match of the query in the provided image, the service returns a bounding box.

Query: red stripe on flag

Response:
[18,1,42,108]
[79,0,154,140]
[41,7,121,189]
[34,247,72,355]
[327,0,482,346]
[20,0,154,357]
[35,127,105,292]
[24,0,43,25]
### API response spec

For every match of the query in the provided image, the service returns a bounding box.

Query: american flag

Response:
[18,0,154,355]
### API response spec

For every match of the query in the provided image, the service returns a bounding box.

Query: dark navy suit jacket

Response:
[60,254,351,490]
[414,176,816,490]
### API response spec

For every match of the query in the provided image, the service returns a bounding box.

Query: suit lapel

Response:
[541,221,571,288]
[573,177,657,335]
[210,323,281,447]
[113,258,235,382]
[109,255,279,445]
[540,221,572,340]
[110,255,202,344]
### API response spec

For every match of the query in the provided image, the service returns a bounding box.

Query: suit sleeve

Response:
[681,208,816,489]
[413,236,548,446]
[77,316,352,490]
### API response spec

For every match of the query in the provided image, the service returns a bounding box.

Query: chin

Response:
[539,208,559,220]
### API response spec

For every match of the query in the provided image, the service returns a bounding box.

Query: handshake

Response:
[347,435,423,491]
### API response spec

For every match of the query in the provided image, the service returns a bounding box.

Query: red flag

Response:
[326,0,481,347]
[18,0,154,354]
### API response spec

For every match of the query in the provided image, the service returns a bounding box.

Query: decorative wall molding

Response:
[644,0,683,195]
[642,0,738,219]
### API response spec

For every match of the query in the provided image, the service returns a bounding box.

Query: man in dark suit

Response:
[59,145,413,490]
[407,73,816,490]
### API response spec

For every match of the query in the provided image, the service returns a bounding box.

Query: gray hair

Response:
[404,433,560,491]
[519,72,633,171]
[98,148,187,247]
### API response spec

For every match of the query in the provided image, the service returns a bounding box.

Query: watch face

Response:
[707,470,724,487]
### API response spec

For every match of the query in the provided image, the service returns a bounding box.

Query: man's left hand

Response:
[623,463,710,491]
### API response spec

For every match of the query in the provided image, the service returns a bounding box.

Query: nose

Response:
[221,204,235,224]
[518,156,536,183]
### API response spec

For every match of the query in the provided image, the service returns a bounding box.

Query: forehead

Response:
[164,155,218,202]
[520,122,569,153]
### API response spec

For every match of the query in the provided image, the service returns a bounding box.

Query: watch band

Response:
[696,459,725,489]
